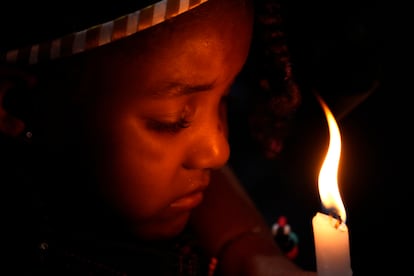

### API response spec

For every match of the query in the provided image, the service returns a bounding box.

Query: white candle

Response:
[312,212,352,276]
[313,95,352,276]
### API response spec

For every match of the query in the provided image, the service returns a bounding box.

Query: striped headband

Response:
[1,0,208,65]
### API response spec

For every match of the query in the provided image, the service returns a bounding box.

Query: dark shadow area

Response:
[228,1,409,275]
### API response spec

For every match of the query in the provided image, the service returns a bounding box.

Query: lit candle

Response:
[312,95,352,276]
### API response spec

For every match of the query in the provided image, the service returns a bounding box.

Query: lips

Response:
[170,173,210,210]
[170,192,204,209]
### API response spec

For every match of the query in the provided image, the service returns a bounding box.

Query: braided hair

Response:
[244,0,301,159]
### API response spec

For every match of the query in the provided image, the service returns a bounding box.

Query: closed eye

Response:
[147,117,191,134]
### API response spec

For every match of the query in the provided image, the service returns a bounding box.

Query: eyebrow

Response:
[151,81,216,98]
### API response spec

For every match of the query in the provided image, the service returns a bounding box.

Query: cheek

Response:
[96,117,184,219]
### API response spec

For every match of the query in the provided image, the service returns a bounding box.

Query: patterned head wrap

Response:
[1,0,208,65]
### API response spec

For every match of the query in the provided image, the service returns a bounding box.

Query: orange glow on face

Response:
[316,95,347,223]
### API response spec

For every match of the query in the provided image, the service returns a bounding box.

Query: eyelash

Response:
[148,93,231,134]
[148,117,191,134]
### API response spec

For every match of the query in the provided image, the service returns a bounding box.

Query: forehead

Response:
[79,0,253,95]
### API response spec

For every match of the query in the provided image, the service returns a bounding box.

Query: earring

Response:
[21,129,33,144]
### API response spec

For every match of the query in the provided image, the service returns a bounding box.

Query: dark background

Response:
[228,1,410,275]
[1,1,409,275]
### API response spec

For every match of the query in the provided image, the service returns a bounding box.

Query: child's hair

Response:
[243,0,301,159]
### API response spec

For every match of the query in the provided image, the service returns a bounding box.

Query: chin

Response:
[132,212,191,240]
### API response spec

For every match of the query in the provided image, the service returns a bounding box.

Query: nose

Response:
[183,118,230,170]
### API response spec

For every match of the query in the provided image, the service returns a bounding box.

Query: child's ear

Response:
[0,67,36,137]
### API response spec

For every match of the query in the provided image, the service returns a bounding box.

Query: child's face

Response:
[38,0,253,239]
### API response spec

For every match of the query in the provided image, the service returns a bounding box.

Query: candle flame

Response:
[316,95,347,223]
